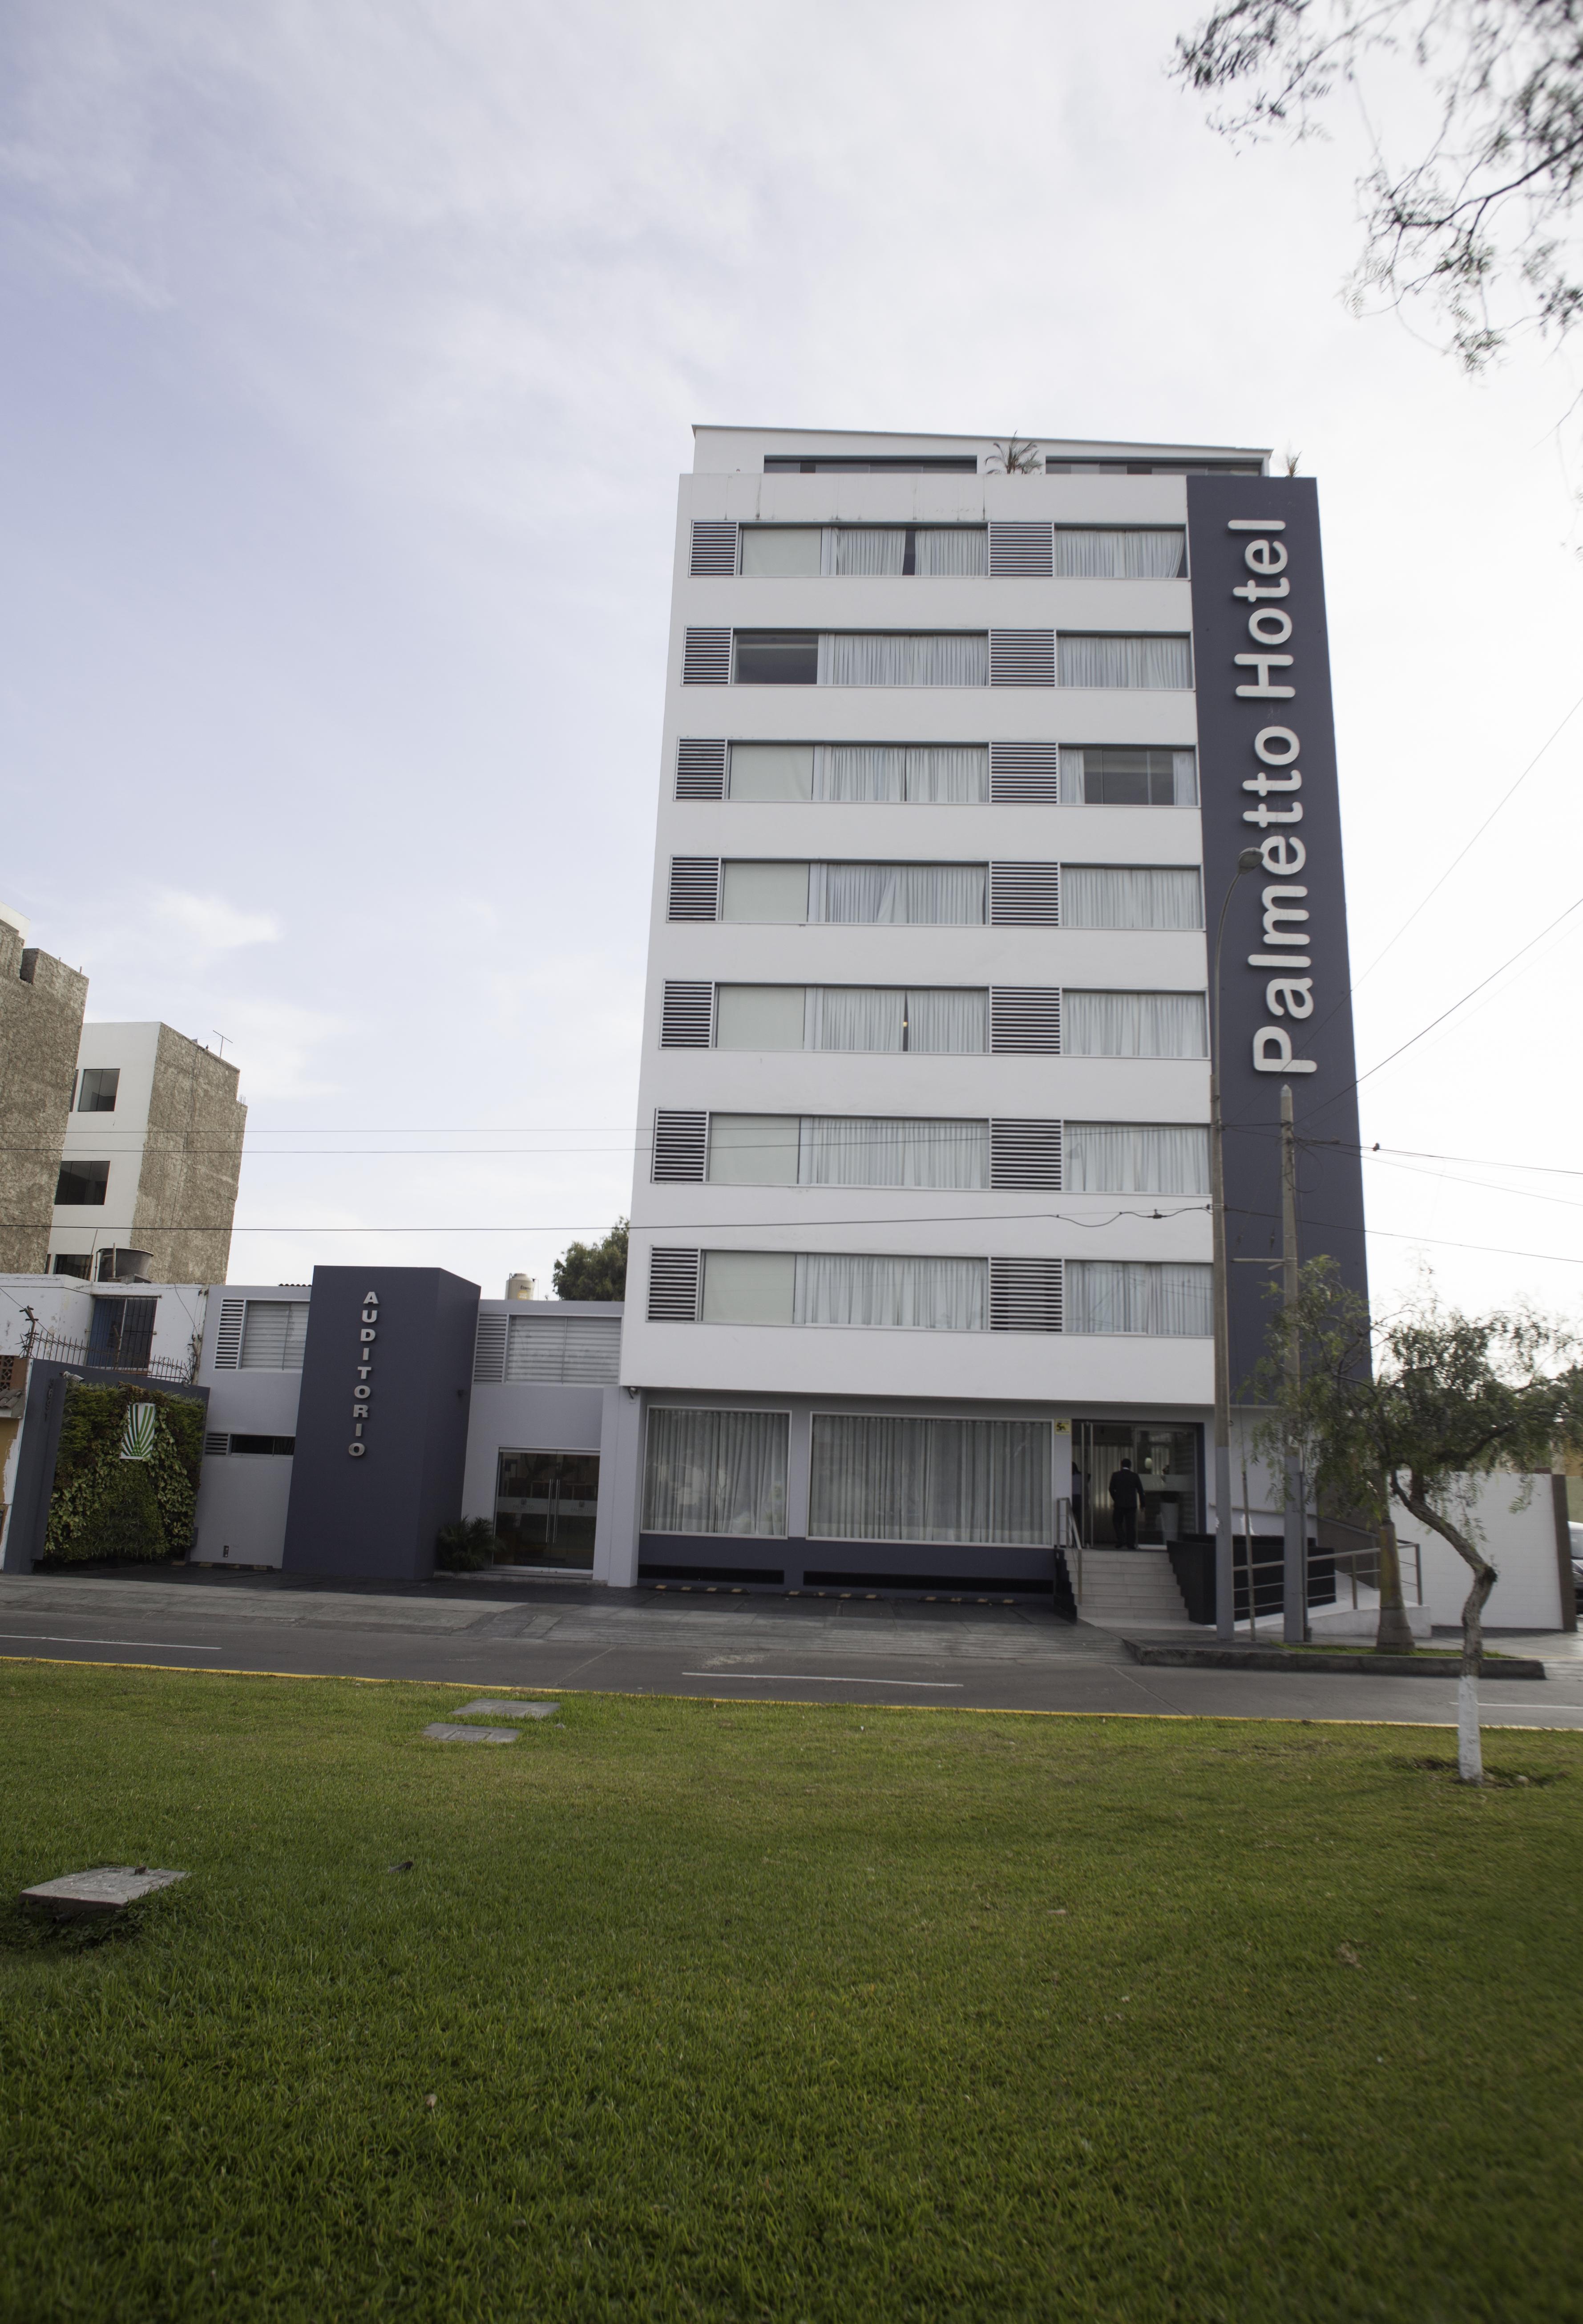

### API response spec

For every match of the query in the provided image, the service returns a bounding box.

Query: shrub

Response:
[436,1518,498,1571]
[42,1384,204,1566]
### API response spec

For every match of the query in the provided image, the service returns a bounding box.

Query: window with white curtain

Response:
[1062,991,1208,1057]
[1059,866,1203,931]
[1054,530,1187,579]
[823,527,988,576]
[1062,1123,1211,1194]
[1057,635,1194,689]
[1064,1262,1213,1336]
[238,1300,311,1370]
[706,1115,988,1189]
[808,862,987,925]
[801,987,989,1052]
[642,1406,789,1536]
[812,744,989,803]
[794,1253,987,1331]
[800,1117,988,1189]
[809,1414,1053,1545]
[818,633,989,687]
[1058,747,1198,806]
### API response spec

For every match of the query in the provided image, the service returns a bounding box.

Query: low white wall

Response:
[1414,1475,1566,1631]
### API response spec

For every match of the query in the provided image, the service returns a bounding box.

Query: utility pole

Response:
[1280,1083,1306,1645]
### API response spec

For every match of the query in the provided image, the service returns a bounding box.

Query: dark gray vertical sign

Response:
[1187,477,1368,1381]
[282,1266,479,1582]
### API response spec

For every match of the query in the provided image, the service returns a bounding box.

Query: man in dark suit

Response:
[1108,1457,1146,1550]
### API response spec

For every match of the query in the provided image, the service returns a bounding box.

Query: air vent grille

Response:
[989,628,1056,686]
[989,521,1054,577]
[682,626,732,684]
[675,737,727,800]
[689,521,739,577]
[989,741,1061,804]
[213,1296,245,1371]
[472,1310,508,1384]
[647,1248,702,1322]
[660,981,715,1048]
[652,1110,709,1183]
[990,862,1062,926]
[204,1431,229,1457]
[667,858,722,921]
[989,1258,1063,1332]
[990,987,1062,1053]
[990,1120,1063,1190]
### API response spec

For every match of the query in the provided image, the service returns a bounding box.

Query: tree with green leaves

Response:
[1173,1,1583,378]
[552,1217,628,1303]
[1254,1258,1581,1780]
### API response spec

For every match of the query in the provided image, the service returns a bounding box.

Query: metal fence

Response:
[22,1327,193,1385]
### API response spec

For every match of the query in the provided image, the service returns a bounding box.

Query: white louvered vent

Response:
[505,1316,622,1384]
[472,1310,508,1385]
[989,741,1062,804]
[991,862,1062,926]
[989,521,1054,577]
[667,858,722,921]
[652,1109,709,1182]
[682,627,732,684]
[660,981,715,1048]
[990,988,1062,1053]
[689,521,739,577]
[675,738,727,800]
[989,628,1056,687]
[213,1296,245,1370]
[990,1120,1063,1190]
[648,1248,702,1322]
[989,1258,1064,1332]
[204,1431,230,1457]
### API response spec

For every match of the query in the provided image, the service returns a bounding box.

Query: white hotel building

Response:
[619,425,1268,1599]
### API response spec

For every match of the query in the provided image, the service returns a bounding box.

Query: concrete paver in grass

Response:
[456,1700,560,1720]
[21,1866,187,1918]
[421,1722,518,1745]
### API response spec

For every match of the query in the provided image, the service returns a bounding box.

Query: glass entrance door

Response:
[1071,1422,1200,1549]
[494,1450,601,1570]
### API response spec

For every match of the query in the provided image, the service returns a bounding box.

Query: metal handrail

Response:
[22,1328,192,1385]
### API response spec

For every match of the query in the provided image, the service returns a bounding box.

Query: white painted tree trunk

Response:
[1457,1675,1483,1783]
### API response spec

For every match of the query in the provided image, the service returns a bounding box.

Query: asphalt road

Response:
[2,1569,1581,1730]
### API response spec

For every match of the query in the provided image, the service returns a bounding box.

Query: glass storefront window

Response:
[494,1449,600,1570]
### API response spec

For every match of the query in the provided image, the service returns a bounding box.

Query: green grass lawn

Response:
[2,1664,1580,2323]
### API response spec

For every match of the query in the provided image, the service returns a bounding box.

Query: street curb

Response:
[1119,1640,1548,1680]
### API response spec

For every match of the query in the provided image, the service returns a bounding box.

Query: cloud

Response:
[221,997,346,1101]
[155,889,282,953]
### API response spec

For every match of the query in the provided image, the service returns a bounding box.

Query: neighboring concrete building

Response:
[0,1272,638,1583]
[616,425,1369,1603]
[50,1021,246,1285]
[0,908,89,1275]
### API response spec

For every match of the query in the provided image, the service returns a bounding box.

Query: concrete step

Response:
[1075,1550,1190,1629]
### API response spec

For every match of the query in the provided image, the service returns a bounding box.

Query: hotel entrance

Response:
[1071,1423,1200,1549]
[494,1449,600,1570]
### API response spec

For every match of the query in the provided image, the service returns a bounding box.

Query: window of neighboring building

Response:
[52,1252,92,1278]
[642,1407,789,1536]
[739,526,988,577]
[76,1066,120,1112]
[87,1296,157,1368]
[1062,1124,1210,1194]
[238,1299,311,1369]
[55,1160,109,1206]
[707,1115,988,1190]
[739,527,823,577]
[1062,992,1208,1058]
[712,985,989,1053]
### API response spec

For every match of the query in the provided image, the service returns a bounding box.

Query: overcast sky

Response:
[2,0,1580,1320]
